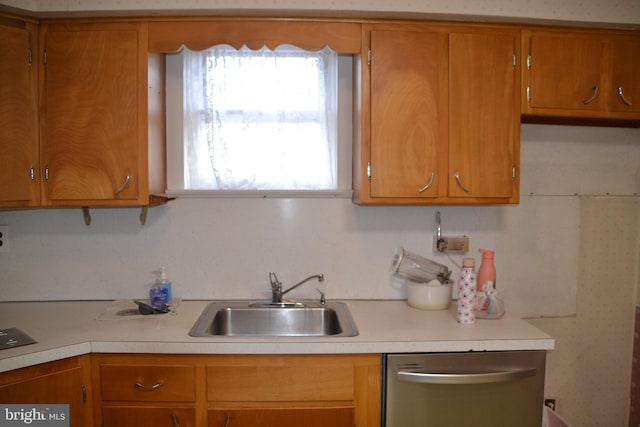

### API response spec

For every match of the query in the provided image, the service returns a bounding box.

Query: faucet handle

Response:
[315,288,326,305]
[269,272,281,288]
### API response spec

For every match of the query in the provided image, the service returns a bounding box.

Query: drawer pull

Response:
[115,174,131,195]
[134,380,164,391]
[172,413,180,427]
[583,85,599,104]
[417,172,435,193]
[453,172,470,193]
[224,415,231,427]
[618,86,633,106]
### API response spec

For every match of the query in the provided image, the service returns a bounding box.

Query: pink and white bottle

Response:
[456,258,476,324]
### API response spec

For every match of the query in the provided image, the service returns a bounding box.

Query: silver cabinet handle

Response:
[114,174,131,195]
[134,380,163,391]
[583,85,599,104]
[453,172,470,193]
[224,415,231,427]
[172,413,180,427]
[618,86,633,106]
[398,367,536,385]
[417,172,435,193]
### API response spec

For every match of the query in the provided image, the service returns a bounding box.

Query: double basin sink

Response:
[189,300,359,337]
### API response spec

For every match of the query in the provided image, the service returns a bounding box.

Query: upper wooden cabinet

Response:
[522,28,640,122]
[39,22,166,207]
[448,30,519,200]
[0,15,39,208]
[354,24,520,205]
[610,36,640,115]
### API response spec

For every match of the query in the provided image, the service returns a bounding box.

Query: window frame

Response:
[165,51,354,198]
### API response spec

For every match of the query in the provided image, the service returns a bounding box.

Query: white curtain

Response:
[183,44,338,190]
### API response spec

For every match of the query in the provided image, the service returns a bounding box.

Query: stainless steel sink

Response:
[188,301,358,337]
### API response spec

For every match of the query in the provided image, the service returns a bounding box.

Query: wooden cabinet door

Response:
[209,407,354,427]
[0,16,39,207]
[610,35,640,114]
[102,406,195,427]
[0,358,91,427]
[369,29,445,199]
[448,30,519,200]
[526,31,608,113]
[41,24,141,205]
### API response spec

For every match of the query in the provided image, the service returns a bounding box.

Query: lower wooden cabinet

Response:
[208,407,354,427]
[103,406,196,427]
[92,353,381,427]
[0,355,93,427]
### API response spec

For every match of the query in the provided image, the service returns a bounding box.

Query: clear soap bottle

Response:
[150,267,172,310]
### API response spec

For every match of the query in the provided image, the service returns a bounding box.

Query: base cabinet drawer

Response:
[100,364,196,402]
[208,407,354,427]
[103,406,195,427]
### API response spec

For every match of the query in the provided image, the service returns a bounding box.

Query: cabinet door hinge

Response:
[527,53,532,70]
[367,49,372,65]
[366,162,371,179]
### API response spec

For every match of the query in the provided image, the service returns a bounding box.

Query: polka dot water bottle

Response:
[457,258,476,324]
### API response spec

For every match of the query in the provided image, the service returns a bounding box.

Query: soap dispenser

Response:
[150,267,172,310]
[477,248,496,292]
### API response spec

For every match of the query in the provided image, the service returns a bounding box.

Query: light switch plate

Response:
[433,235,469,253]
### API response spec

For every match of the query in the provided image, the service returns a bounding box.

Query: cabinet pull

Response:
[453,172,470,193]
[618,87,633,106]
[224,415,231,427]
[583,85,599,104]
[114,174,131,195]
[29,167,35,182]
[171,413,180,427]
[417,172,435,193]
[134,380,163,391]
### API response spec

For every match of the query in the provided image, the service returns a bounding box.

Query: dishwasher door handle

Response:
[397,367,537,385]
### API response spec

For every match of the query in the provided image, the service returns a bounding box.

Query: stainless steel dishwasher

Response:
[383,350,546,427]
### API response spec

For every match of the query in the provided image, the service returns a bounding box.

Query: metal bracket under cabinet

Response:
[81,206,150,226]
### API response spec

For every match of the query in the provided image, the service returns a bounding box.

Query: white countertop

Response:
[0,300,554,372]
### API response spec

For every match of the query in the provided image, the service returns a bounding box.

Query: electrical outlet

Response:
[544,398,557,411]
[433,235,469,253]
[0,225,8,253]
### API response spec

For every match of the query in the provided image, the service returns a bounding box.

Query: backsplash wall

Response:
[0,125,638,315]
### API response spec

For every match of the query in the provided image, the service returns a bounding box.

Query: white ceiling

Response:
[0,0,639,27]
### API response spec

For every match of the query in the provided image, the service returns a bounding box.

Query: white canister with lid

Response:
[406,279,453,310]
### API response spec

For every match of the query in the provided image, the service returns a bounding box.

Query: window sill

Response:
[164,189,354,199]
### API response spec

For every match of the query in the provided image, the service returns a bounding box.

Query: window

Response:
[165,45,353,196]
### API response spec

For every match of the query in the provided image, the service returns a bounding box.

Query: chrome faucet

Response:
[269,272,324,303]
